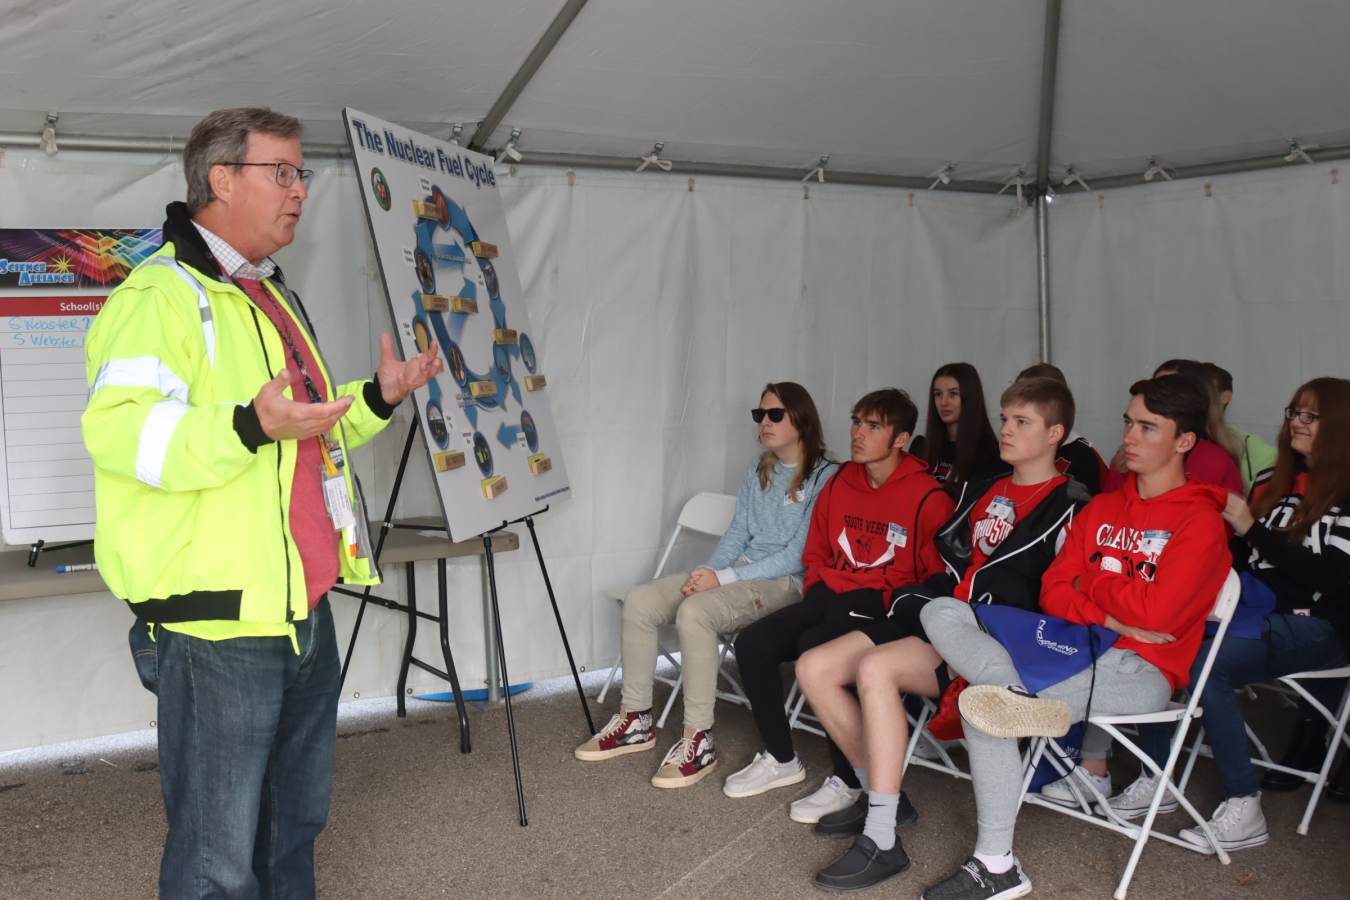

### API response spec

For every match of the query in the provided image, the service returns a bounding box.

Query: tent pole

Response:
[1033,0,1063,364]
[467,0,591,153]
[1036,194,1051,364]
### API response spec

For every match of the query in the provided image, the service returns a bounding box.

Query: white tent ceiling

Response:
[2,0,1349,186]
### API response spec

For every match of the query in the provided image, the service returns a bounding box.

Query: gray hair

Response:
[183,108,303,215]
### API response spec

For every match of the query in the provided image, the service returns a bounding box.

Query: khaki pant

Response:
[620,571,801,730]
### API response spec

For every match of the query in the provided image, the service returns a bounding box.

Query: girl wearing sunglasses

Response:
[576,382,835,789]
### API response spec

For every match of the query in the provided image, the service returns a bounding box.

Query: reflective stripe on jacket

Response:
[82,237,389,625]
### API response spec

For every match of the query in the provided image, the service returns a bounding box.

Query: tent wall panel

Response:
[1048,161,1348,458]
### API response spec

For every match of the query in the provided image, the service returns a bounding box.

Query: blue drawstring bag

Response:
[972,604,1120,694]
[1205,572,1276,641]
[972,604,1121,795]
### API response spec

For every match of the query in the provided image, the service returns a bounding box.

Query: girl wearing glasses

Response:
[1109,377,1350,852]
[575,382,835,789]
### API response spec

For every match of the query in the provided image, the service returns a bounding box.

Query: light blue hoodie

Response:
[704,456,837,587]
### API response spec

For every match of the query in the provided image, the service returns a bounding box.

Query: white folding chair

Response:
[1179,666,1350,836]
[1018,569,1243,900]
[597,492,752,728]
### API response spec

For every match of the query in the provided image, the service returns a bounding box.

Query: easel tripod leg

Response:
[437,558,471,754]
[525,516,595,735]
[483,534,528,827]
[395,561,417,718]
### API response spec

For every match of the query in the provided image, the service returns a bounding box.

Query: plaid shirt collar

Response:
[192,221,276,280]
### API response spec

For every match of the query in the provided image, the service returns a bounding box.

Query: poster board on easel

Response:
[0,229,162,547]
[343,108,571,541]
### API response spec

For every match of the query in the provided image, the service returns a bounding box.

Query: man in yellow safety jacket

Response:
[81,107,441,900]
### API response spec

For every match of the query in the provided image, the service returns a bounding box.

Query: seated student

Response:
[1203,361,1278,491]
[798,377,1090,892]
[1015,363,1108,495]
[918,374,1231,900]
[1104,359,1243,497]
[912,363,1010,497]
[724,389,954,817]
[575,382,834,788]
[1104,378,1350,849]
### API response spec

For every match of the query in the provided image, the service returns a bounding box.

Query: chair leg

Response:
[1178,726,1206,794]
[596,650,623,704]
[1299,690,1350,835]
[784,679,800,715]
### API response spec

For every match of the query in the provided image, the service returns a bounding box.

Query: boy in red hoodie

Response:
[918,375,1231,900]
[725,389,954,809]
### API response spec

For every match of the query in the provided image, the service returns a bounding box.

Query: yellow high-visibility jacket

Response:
[82,205,391,626]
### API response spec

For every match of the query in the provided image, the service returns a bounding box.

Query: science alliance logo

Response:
[0,256,76,285]
[371,168,391,211]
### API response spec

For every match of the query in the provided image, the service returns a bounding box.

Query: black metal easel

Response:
[336,418,594,826]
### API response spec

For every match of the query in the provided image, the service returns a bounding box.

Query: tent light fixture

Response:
[801,154,829,183]
[1062,165,1091,191]
[1143,157,1173,182]
[637,141,672,172]
[450,124,464,146]
[498,129,523,162]
[928,161,957,190]
[40,112,58,156]
[1284,140,1318,164]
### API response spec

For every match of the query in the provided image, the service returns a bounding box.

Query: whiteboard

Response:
[0,229,161,546]
[343,108,572,541]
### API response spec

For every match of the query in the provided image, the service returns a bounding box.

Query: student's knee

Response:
[675,593,720,637]
[795,645,830,690]
[855,648,894,696]
[919,596,969,636]
[623,582,673,627]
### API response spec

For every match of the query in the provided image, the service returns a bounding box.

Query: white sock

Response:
[853,767,869,791]
[975,850,1014,875]
[861,791,899,851]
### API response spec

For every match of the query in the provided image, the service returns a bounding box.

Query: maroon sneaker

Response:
[574,708,656,761]
[652,727,717,788]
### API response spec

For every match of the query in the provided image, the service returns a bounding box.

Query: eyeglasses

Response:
[752,408,787,424]
[1285,408,1321,425]
[219,162,315,190]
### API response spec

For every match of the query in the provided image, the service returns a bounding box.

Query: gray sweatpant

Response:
[920,597,1172,857]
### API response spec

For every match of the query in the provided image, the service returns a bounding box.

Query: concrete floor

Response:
[2,670,1347,900]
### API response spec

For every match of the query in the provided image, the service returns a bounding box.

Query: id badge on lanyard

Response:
[320,434,355,531]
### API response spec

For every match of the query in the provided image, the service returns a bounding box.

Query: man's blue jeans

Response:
[1137,613,1347,799]
[130,598,341,900]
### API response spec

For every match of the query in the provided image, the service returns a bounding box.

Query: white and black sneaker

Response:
[922,856,1032,900]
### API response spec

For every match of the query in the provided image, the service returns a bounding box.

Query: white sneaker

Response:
[1101,772,1179,819]
[911,733,958,761]
[722,750,806,798]
[1179,794,1269,853]
[1038,767,1112,807]
[789,775,862,823]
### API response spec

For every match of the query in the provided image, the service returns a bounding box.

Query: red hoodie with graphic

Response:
[1040,473,1231,690]
[801,454,954,603]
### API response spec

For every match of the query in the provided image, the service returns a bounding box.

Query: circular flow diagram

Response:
[408,187,539,481]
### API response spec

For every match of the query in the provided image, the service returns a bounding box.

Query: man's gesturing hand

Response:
[377,333,443,406]
[255,371,354,441]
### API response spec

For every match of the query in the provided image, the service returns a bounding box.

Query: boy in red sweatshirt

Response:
[726,389,954,809]
[918,374,1231,900]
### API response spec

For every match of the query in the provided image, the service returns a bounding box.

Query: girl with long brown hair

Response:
[914,362,1008,496]
[1117,377,1350,851]
[575,382,836,789]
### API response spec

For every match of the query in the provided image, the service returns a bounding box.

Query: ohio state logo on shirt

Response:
[974,514,1014,556]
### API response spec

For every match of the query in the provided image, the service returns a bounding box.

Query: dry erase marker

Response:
[55,563,98,573]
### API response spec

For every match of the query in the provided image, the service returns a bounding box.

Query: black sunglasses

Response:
[752,408,787,424]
